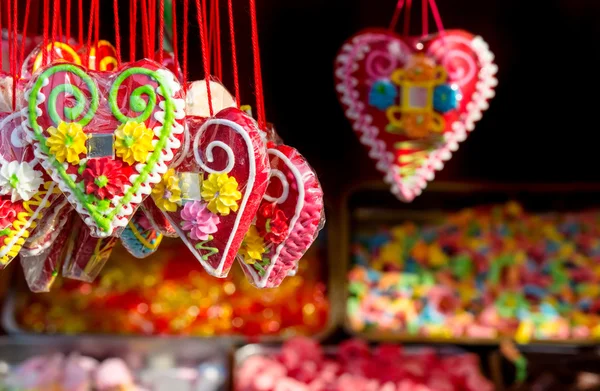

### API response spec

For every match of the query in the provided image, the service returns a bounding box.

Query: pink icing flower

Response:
[180,201,220,241]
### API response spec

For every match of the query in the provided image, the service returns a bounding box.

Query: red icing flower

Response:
[0,199,16,230]
[82,158,128,200]
[256,202,289,244]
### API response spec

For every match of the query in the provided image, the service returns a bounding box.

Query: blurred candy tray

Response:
[1,203,338,342]
[339,180,600,345]
[0,335,229,390]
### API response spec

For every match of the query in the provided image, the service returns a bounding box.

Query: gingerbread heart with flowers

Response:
[157,108,269,278]
[23,59,185,237]
[335,29,497,201]
[0,105,61,267]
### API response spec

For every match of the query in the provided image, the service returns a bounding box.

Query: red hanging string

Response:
[203,0,211,72]
[52,0,58,45]
[19,0,33,74]
[159,0,164,62]
[182,0,189,86]
[86,0,95,57]
[11,0,18,110]
[194,0,213,116]
[58,0,64,42]
[130,0,137,61]
[114,0,122,64]
[171,0,178,70]
[94,0,100,48]
[7,0,13,79]
[428,0,445,34]
[78,0,83,45]
[389,0,405,31]
[214,0,222,80]
[140,0,150,58]
[0,2,3,71]
[403,0,412,36]
[149,0,156,59]
[43,0,50,66]
[207,0,215,75]
[422,0,428,36]
[227,0,240,106]
[66,0,71,42]
[249,0,266,128]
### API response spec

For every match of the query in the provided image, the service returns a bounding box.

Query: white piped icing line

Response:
[262,169,289,204]
[334,31,497,202]
[23,67,185,237]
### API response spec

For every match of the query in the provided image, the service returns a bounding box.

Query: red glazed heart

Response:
[238,143,325,288]
[0,108,61,268]
[23,59,185,237]
[335,29,497,201]
[159,108,269,277]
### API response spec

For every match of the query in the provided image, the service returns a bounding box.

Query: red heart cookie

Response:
[0,107,61,268]
[238,144,325,288]
[158,108,269,277]
[23,59,185,237]
[335,29,497,201]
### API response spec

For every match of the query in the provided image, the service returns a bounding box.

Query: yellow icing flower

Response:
[239,226,265,265]
[114,120,155,165]
[152,169,181,212]
[201,173,242,216]
[46,121,88,164]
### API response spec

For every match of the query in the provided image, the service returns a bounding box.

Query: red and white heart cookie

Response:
[23,59,185,237]
[238,143,325,288]
[335,29,497,201]
[159,108,269,277]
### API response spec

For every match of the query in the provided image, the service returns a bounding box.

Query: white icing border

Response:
[243,148,305,288]
[22,67,185,237]
[169,117,257,277]
[334,31,498,202]
[263,169,289,204]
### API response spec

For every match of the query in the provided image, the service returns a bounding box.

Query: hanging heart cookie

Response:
[24,59,185,237]
[335,29,497,201]
[0,108,61,268]
[238,143,325,288]
[120,209,163,259]
[159,108,269,277]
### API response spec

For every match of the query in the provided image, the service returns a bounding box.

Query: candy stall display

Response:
[6,232,331,338]
[234,337,494,391]
[0,336,228,391]
[346,187,600,343]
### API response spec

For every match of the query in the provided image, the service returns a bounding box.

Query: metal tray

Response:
[0,335,229,390]
[2,203,339,343]
[339,180,600,345]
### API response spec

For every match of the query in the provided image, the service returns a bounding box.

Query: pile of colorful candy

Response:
[348,202,600,342]
[14,238,329,337]
[236,337,493,391]
[0,352,225,391]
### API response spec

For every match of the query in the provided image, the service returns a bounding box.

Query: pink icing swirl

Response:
[180,201,220,241]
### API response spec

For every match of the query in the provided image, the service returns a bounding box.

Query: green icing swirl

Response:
[28,64,179,235]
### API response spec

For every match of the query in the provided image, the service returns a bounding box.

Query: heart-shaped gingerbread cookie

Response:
[159,108,269,277]
[335,29,497,201]
[24,59,185,237]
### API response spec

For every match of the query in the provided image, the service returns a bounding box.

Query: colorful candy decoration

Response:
[335,30,497,202]
[238,142,325,288]
[23,59,186,237]
[236,338,494,391]
[120,209,163,259]
[159,109,270,278]
[348,202,600,342]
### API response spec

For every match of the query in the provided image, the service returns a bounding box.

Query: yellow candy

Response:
[428,244,448,267]
[592,324,600,339]
[559,243,575,259]
[426,324,452,339]
[515,320,534,344]
[379,241,403,265]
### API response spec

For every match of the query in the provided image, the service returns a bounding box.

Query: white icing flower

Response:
[0,161,44,202]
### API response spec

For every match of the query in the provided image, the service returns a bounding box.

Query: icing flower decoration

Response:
[46,121,88,164]
[405,55,437,82]
[201,173,242,216]
[239,225,266,265]
[433,84,459,113]
[368,80,397,111]
[403,113,433,139]
[0,199,16,230]
[151,168,182,212]
[180,201,220,241]
[114,120,156,165]
[82,158,128,200]
[256,203,289,244]
[0,161,44,202]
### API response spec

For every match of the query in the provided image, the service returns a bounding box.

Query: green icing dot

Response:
[94,175,109,188]
[9,174,19,188]
[0,228,11,236]
[123,135,135,148]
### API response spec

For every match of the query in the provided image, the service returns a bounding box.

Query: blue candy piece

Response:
[367,268,381,282]
[540,302,558,319]
[546,240,560,253]
[405,258,418,273]
[433,84,458,113]
[368,80,398,110]
[524,284,546,299]
[578,298,592,311]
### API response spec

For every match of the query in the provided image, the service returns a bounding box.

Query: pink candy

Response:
[235,338,493,391]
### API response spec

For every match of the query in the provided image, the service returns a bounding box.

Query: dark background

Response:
[6,0,600,201]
